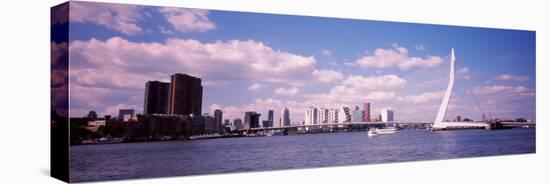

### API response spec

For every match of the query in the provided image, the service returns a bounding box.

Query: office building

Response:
[214,109,223,133]
[268,109,274,125]
[328,108,338,124]
[168,73,203,115]
[144,81,170,115]
[118,109,134,121]
[338,106,352,123]
[280,107,290,127]
[363,103,371,122]
[319,108,329,124]
[351,106,365,122]
[304,107,318,125]
[224,119,230,126]
[244,111,261,128]
[381,108,394,122]
[233,118,243,129]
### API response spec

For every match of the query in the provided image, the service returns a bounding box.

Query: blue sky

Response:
[62,1,535,123]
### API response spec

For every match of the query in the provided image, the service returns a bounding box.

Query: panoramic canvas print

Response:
[51,1,536,183]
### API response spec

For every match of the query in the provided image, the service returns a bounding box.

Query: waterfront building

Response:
[224,119,230,126]
[328,108,338,124]
[214,109,223,133]
[233,118,243,129]
[191,114,205,135]
[85,119,106,132]
[262,120,271,128]
[244,111,261,128]
[280,107,291,127]
[118,109,134,121]
[168,73,203,115]
[338,106,352,123]
[319,108,329,124]
[363,103,371,122]
[304,107,318,125]
[351,106,365,122]
[144,81,170,115]
[381,108,394,122]
[268,109,274,126]
[204,114,216,133]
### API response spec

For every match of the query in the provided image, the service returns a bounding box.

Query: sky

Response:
[58,1,536,123]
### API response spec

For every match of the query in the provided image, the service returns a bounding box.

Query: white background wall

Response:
[0,0,548,183]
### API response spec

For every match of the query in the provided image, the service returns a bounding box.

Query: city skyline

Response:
[64,1,535,123]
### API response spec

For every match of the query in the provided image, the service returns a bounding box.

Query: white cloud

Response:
[312,69,344,83]
[102,103,140,117]
[274,87,300,96]
[69,37,320,89]
[495,74,528,81]
[68,37,339,116]
[248,83,263,92]
[158,7,216,33]
[70,1,143,35]
[321,49,333,56]
[304,74,406,107]
[415,44,427,51]
[457,67,470,80]
[158,26,175,34]
[342,74,407,91]
[397,91,445,103]
[209,104,222,112]
[471,85,534,96]
[344,62,357,67]
[51,41,68,68]
[354,45,443,70]
[457,67,469,74]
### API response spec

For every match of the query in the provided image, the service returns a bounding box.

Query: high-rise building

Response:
[280,107,290,127]
[144,81,170,115]
[118,109,134,121]
[224,119,230,126]
[244,111,261,128]
[214,109,223,133]
[351,106,365,122]
[268,109,274,125]
[338,107,351,123]
[381,108,394,122]
[191,114,205,134]
[319,108,329,124]
[328,108,338,124]
[304,107,318,125]
[168,73,202,115]
[262,120,271,128]
[363,103,371,122]
[204,114,216,133]
[233,118,243,129]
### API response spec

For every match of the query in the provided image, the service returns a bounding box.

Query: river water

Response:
[69,128,535,182]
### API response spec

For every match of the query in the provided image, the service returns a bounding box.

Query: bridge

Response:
[234,48,530,134]
[249,121,431,131]
[430,48,493,131]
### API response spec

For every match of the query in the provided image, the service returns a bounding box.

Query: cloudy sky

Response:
[60,1,536,123]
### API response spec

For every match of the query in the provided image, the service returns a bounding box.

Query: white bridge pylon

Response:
[432,48,491,130]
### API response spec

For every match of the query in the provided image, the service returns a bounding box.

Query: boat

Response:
[377,127,397,134]
[367,127,397,136]
[367,129,378,136]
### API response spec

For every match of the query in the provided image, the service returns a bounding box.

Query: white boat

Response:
[368,127,397,136]
[367,129,378,136]
[377,127,397,134]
